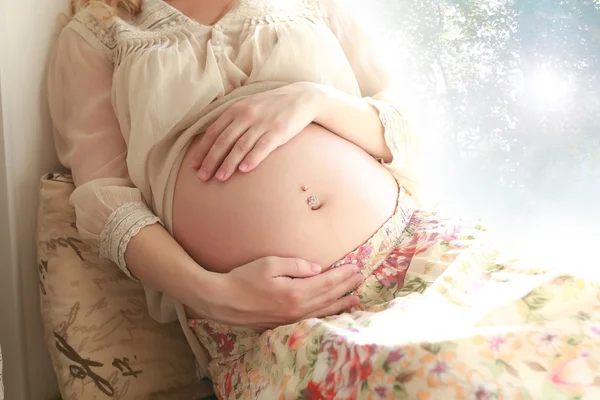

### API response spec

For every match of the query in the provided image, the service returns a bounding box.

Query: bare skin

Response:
[165,0,238,26]
[174,123,398,274]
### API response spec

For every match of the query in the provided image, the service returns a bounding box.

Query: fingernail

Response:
[199,169,209,180]
[216,170,226,181]
[311,263,321,273]
[239,163,248,172]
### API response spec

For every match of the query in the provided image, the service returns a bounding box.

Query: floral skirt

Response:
[189,192,600,399]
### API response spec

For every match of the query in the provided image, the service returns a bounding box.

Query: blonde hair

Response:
[70,0,143,17]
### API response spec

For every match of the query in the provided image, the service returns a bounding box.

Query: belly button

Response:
[307,195,323,211]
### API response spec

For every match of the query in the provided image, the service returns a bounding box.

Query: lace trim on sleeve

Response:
[365,98,410,167]
[366,97,424,200]
[100,201,162,281]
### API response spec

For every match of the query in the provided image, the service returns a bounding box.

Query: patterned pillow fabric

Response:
[37,173,214,399]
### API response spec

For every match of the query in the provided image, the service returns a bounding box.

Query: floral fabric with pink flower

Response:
[189,203,600,399]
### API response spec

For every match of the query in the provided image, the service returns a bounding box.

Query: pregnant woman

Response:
[50,0,419,353]
[47,0,577,398]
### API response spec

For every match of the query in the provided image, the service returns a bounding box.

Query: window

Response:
[354,0,599,261]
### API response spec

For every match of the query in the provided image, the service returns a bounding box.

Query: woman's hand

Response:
[197,257,364,330]
[192,82,324,182]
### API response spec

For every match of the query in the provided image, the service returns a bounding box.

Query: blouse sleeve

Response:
[321,0,423,198]
[48,27,162,280]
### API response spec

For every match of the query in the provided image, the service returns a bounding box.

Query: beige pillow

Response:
[37,173,214,399]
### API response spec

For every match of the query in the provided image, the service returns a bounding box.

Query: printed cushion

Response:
[37,172,214,399]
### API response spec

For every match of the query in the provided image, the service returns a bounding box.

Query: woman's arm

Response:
[49,27,159,282]
[48,26,210,315]
[312,83,393,162]
[316,0,421,195]
[124,224,220,315]
[126,223,362,328]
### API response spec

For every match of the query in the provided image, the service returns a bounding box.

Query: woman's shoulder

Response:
[65,6,119,60]
[63,0,195,61]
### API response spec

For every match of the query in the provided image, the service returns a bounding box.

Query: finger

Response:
[294,264,360,295]
[304,271,364,311]
[269,257,323,279]
[191,155,202,170]
[303,295,360,320]
[215,127,265,181]
[238,131,281,173]
[192,115,234,171]
[199,122,249,181]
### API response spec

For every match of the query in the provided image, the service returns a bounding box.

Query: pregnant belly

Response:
[172,123,398,273]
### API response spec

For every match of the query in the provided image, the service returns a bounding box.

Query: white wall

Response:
[0,0,68,399]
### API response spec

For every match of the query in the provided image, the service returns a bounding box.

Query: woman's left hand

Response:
[192,82,324,181]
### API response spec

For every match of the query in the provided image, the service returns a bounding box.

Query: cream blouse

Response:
[48,0,419,374]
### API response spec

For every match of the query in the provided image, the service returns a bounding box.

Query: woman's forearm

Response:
[124,223,220,317]
[311,83,393,162]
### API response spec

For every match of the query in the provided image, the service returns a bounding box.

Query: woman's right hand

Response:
[200,257,364,330]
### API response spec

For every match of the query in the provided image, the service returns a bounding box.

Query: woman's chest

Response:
[110,0,361,107]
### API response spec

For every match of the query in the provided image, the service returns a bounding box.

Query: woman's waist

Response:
[172,123,400,273]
